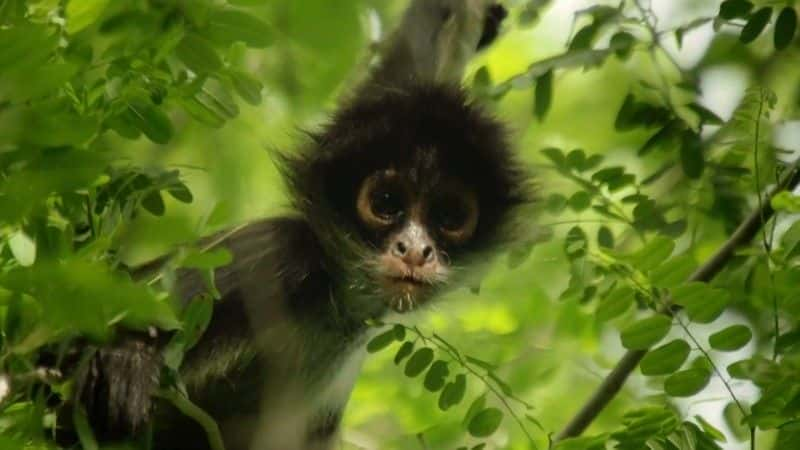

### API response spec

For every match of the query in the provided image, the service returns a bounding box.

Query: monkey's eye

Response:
[356,172,407,229]
[430,192,479,244]
[436,202,468,231]
[370,187,405,219]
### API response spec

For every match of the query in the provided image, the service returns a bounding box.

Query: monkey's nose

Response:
[392,240,435,267]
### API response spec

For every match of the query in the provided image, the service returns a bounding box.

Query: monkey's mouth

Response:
[387,273,430,289]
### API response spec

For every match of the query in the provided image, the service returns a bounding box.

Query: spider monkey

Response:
[71,1,530,449]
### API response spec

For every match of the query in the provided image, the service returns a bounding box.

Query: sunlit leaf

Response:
[125,98,174,144]
[8,231,36,267]
[620,315,672,350]
[640,339,691,376]
[176,34,223,73]
[229,69,263,106]
[709,325,752,351]
[595,285,634,322]
[672,282,730,323]
[180,248,233,270]
[207,9,273,48]
[695,415,727,442]
[468,408,504,438]
[664,368,711,397]
[66,0,110,34]
[771,191,800,213]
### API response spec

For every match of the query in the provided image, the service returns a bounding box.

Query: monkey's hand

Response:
[395,0,507,83]
[75,331,162,438]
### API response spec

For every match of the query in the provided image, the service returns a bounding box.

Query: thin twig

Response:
[555,158,800,441]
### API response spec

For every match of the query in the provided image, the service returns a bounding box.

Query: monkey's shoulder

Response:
[177,216,330,302]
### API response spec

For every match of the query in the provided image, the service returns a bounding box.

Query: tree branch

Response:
[556,160,800,441]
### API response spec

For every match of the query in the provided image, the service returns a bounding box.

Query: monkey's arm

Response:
[369,0,506,88]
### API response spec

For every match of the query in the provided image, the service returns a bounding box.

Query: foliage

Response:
[2,0,800,449]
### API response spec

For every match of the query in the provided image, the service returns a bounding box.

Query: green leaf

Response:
[774,7,797,50]
[545,193,568,213]
[180,248,233,270]
[564,226,587,260]
[8,230,36,267]
[625,236,675,272]
[664,367,711,397]
[180,294,214,350]
[719,0,754,20]
[709,325,752,351]
[126,99,174,144]
[465,355,497,371]
[394,341,414,365]
[569,23,598,50]
[438,374,467,411]
[568,191,591,212]
[620,315,672,350]
[610,31,635,59]
[66,0,111,34]
[404,347,434,377]
[638,120,681,156]
[771,190,800,213]
[695,415,727,442]
[367,328,397,353]
[423,360,449,392]
[176,34,223,73]
[463,394,487,426]
[541,147,566,168]
[468,408,504,438]
[392,324,406,340]
[672,282,730,323]
[649,254,696,289]
[740,7,773,44]
[207,9,273,48]
[141,190,166,216]
[595,285,634,322]
[167,183,194,203]
[640,339,691,376]
[229,69,263,105]
[534,69,553,121]
[597,226,614,249]
[687,103,724,126]
[679,130,704,179]
[723,402,751,441]
[591,166,635,191]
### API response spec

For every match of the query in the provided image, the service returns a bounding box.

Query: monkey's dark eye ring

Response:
[432,191,479,244]
[356,171,407,228]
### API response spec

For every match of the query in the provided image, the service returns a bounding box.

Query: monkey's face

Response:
[354,165,481,312]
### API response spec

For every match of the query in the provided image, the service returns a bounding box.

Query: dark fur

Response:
[69,3,528,449]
